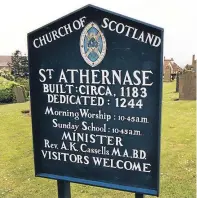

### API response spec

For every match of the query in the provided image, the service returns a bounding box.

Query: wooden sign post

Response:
[28,4,163,198]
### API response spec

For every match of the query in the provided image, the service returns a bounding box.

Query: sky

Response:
[0,0,196,67]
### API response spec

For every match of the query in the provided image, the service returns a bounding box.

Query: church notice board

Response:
[28,4,164,196]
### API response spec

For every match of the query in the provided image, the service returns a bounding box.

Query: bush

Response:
[0,69,15,81]
[0,77,21,103]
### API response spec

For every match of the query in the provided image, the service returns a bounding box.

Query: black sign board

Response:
[28,4,163,197]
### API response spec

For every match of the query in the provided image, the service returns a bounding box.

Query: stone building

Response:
[0,56,11,70]
[163,57,183,80]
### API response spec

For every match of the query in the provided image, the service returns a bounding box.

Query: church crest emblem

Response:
[80,22,106,67]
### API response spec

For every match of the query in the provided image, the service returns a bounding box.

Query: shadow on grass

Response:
[0,102,13,105]
[173,98,179,101]
[21,109,30,115]
[0,102,28,105]
[166,91,177,94]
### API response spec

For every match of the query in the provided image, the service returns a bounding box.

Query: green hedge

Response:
[0,77,21,103]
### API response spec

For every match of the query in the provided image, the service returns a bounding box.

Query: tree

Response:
[8,50,29,78]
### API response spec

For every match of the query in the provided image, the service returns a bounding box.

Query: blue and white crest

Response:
[80,22,106,67]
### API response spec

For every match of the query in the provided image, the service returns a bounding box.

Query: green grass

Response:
[0,82,196,198]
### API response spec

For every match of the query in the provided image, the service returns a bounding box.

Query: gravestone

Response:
[193,60,197,73]
[179,71,196,100]
[176,72,180,92]
[28,4,164,197]
[13,86,26,103]
[163,65,171,82]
